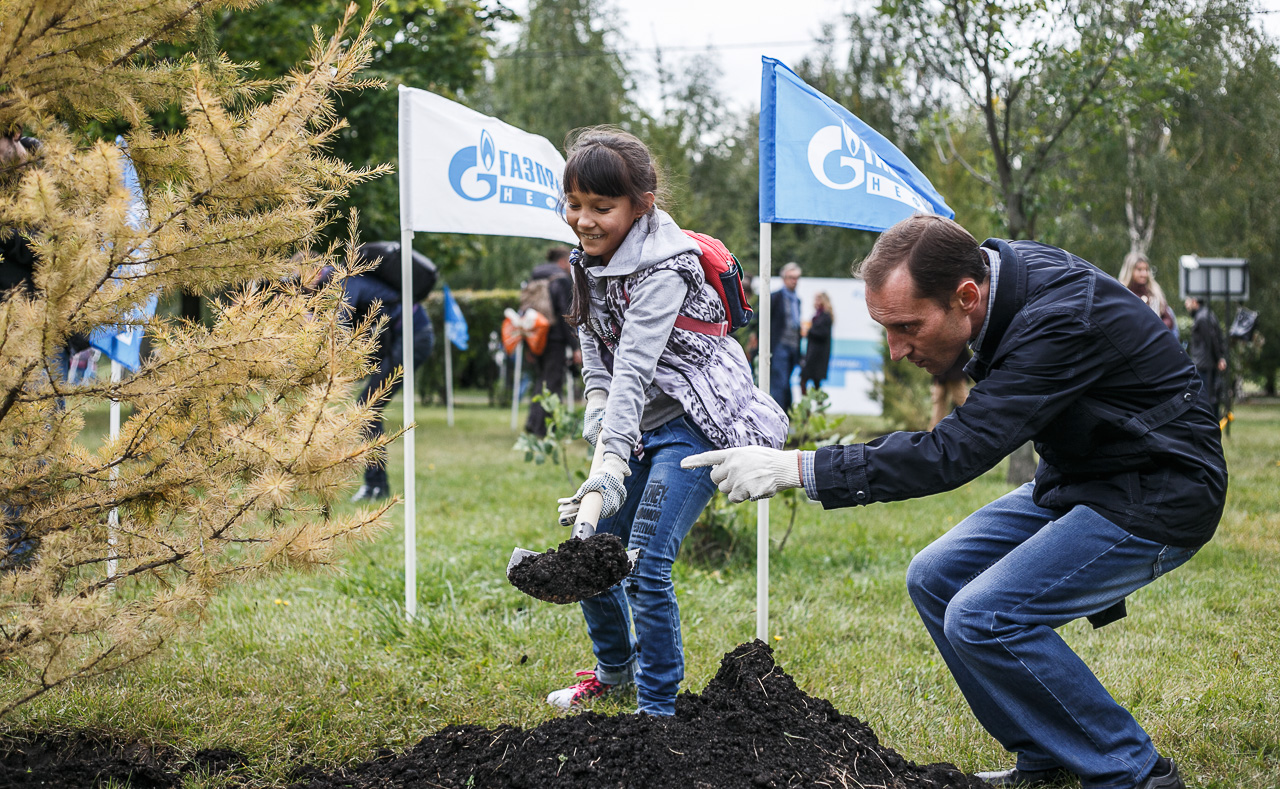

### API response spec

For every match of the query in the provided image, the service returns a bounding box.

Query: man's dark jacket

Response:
[529,261,577,348]
[814,239,1227,548]
[770,288,799,353]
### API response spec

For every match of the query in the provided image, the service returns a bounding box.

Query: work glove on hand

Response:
[682,447,802,504]
[558,452,631,526]
[582,390,608,447]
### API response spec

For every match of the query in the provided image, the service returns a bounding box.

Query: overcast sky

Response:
[497,0,1280,116]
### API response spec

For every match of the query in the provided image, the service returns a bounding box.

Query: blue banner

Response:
[759,57,954,230]
[89,137,157,372]
[442,285,468,351]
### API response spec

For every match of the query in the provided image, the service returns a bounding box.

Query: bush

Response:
[872,345,932,431]
[418,289,520,404]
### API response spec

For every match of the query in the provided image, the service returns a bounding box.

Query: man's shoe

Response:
[350,484,388,503]
[546,670,630,710]
[975,766,1071,787]
[1137,758,1184,789]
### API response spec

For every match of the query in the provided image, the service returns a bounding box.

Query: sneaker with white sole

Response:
[546,670,630,710]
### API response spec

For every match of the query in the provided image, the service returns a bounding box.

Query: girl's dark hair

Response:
[561,126,664,327]
[854,214,987,308]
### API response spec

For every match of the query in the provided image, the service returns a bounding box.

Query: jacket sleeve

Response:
[597,269,686,460]
[579,324,612,397]
[813,307,1112,508]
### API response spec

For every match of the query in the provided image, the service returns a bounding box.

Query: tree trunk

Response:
[1006,442,1037,484]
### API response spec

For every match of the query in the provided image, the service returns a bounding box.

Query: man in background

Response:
[523,246,580,436]
[769,262,803,413]
[1184,295,1227,416]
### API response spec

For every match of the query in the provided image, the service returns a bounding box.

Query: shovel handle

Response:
[571,439,611,541]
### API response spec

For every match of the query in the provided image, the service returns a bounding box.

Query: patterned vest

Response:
[580,250,787,450]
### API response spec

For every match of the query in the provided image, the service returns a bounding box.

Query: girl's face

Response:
[1132,260,1151,285]
[564,189,653,264]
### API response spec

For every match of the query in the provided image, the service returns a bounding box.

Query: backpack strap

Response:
[620,267,731,338]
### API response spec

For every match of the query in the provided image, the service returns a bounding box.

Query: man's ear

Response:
[953,279,982,313]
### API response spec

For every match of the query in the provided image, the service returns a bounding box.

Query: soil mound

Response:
[508,533,633,604]
[0,734,247,788]
[297,640,986,789]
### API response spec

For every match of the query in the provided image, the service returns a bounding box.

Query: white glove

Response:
[582,390,607,446]
[682,447,802,504]
[558,452,631,525]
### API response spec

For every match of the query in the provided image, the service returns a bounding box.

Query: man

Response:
[524,246,580,436]
[685,215,1225,789]
[769,262,803,412]
[1184,295,1227,416]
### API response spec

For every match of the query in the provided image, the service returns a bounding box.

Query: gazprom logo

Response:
[805,120,929,211]
[448,128,563,212]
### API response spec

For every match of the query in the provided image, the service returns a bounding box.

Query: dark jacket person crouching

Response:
[684,215,1224,789]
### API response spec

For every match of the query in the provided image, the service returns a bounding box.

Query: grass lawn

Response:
[2,400,1278,788]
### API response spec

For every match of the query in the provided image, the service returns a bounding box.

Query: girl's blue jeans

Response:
[906,482,1198,789]
[579,416,716,715]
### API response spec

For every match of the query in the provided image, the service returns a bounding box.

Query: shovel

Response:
[507,439,640,604]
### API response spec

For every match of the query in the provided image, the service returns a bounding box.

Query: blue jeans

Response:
[579,416,717,715]
[770,343,800,413]
[906,482,1198,789]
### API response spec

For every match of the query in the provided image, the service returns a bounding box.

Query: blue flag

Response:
[759,57,954,230]
[89,137,157,372]
[442,285,468,351]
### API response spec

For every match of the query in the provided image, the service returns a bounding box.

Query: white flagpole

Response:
[400,231,418,621]
[445,329,455,427]
[510,348,523,431]
[398,86,418,621]
[757,222,772,643]
[107,359,122,590]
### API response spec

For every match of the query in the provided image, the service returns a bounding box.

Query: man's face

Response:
[782,269,800,290]
[866,265,978,376]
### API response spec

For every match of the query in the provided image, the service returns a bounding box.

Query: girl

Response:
[549,127,787,716]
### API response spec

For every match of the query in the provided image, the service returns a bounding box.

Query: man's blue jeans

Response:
[770,343,800,413]
[579,416,716,715]
[906,482,1198,789]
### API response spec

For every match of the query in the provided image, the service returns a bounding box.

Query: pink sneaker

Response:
[546,670,628,710]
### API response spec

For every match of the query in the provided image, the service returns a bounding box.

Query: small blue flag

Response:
[759,57,954,230]
[442,284,468,351]
[89,137,157,372]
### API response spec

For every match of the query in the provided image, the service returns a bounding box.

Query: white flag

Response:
[399,86,578,244]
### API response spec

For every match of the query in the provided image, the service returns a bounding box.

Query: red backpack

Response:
[622,230,754,338]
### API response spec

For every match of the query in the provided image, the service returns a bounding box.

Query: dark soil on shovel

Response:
[294,640,988,789]
[508,533,633,604]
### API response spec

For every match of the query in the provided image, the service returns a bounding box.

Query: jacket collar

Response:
[971,239,1027,366]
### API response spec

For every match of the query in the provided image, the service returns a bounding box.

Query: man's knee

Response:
[906,540,960,607]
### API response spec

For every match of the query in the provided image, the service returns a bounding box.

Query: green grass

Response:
[3,401,1278,788]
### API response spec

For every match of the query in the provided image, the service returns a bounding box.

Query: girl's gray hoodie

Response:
[577,209,787,460]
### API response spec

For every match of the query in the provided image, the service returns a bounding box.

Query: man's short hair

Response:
[781,262,801,277]
[855,214,987,307]
[547,246,571,264]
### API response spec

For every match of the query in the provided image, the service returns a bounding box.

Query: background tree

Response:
[0,0,394,713]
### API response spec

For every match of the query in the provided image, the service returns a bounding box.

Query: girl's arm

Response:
[598,269,687,460]
[579,324,612,397]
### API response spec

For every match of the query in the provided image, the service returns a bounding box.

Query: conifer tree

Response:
[0,0,397,714]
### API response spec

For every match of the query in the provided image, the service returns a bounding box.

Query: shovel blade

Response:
[508,546,540,576]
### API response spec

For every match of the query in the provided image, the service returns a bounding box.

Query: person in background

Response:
[550,127,786,716]
[686,214,1224,789]
[1184,295,1227,416]
[770,262,803,412]
[929,347,970,429]
[1118,253,1177,337]
[799,291,833,395]
[523,246,581,436]
[304,244,435,503]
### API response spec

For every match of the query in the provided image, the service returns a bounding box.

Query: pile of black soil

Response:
[508,533,633,604]
[0,734,247,788]
[295,640,987,789]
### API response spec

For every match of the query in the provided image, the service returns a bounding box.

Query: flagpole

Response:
[757,222,772,643]
[444,328,454,427]
[107,360,122,590]
[400,233,418,621]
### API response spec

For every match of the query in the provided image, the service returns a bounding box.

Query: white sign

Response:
[398,86,578,244]
[771,276,882,415]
